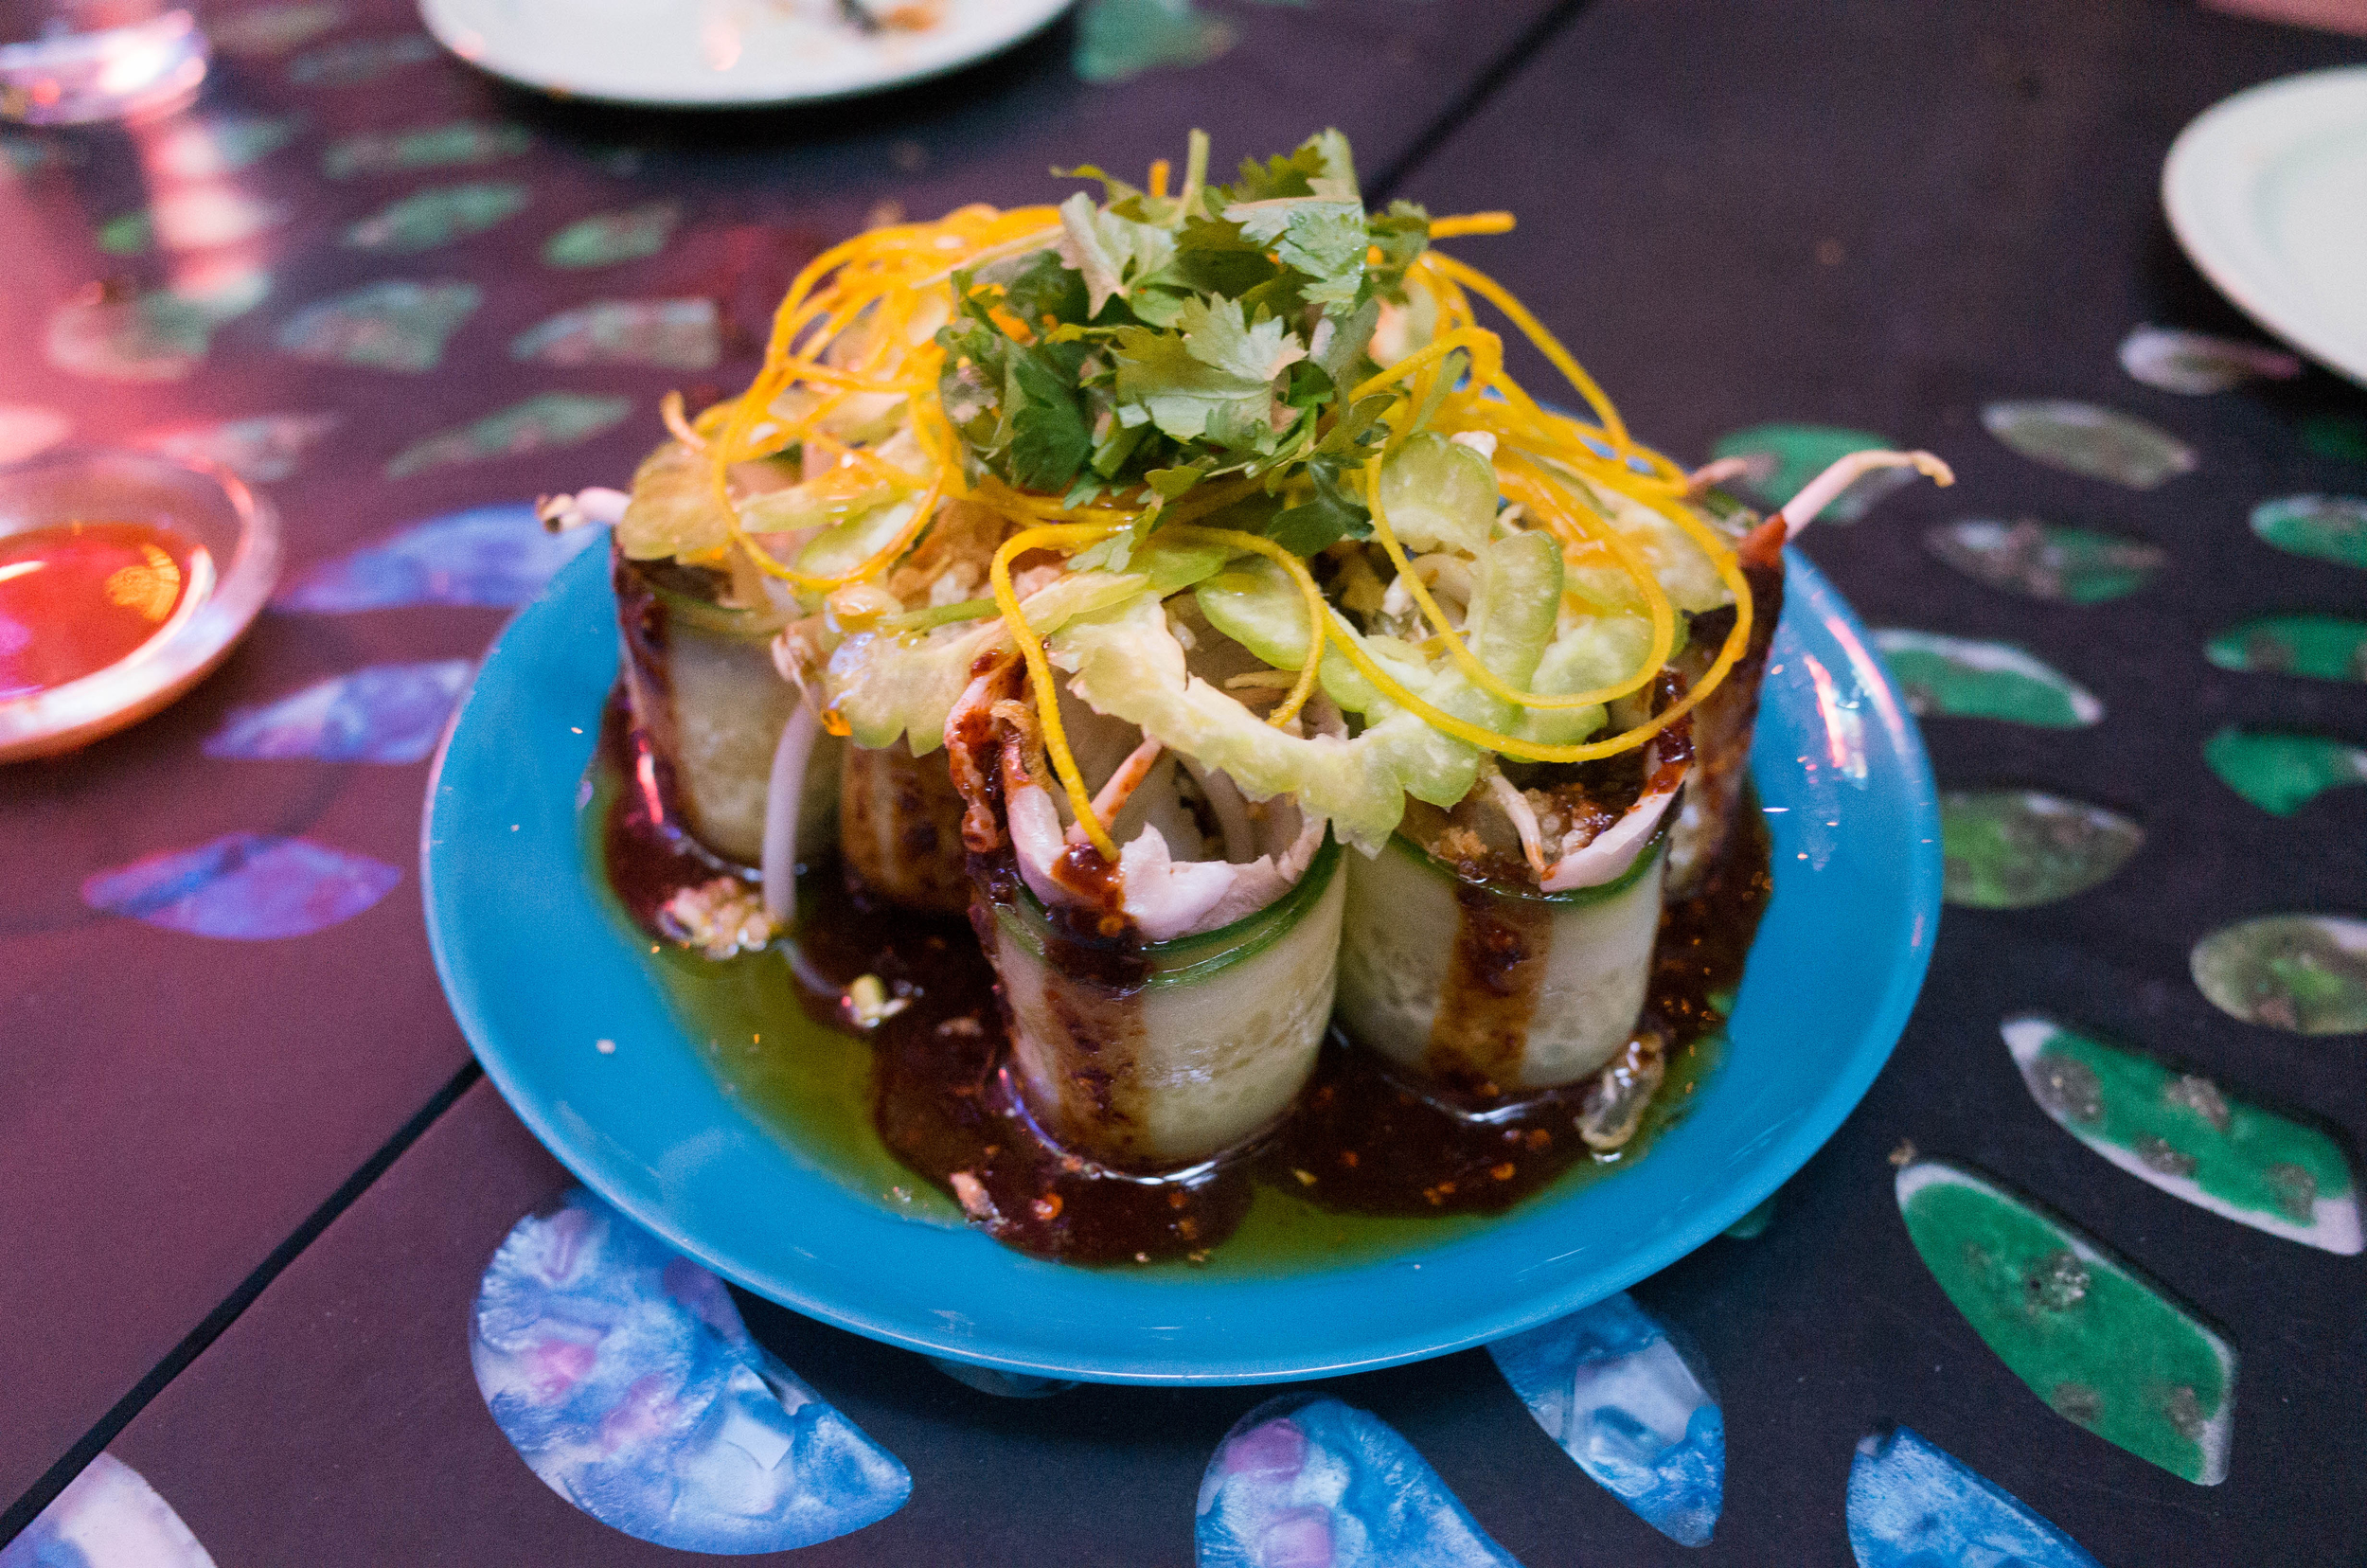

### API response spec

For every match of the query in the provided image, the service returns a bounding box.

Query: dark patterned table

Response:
[4,1,2362,1562]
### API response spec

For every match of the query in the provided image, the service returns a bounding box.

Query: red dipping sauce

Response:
[0,521,205,700]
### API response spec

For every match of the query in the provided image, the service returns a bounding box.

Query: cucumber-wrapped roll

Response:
[836,738,971,914]
[940,626,1344,1171]
[613,547,797,865]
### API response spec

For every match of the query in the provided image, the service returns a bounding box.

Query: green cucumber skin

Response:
[991,846,1349,1170]
[1335,832,1667,1091]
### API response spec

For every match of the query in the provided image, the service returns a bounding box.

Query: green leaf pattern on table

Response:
[509,299,720,371]
[287,33,436,85]
[2250,495,2367,570]
[208,0,348,56]
[543,203,681,269]
[323,122,530,180]
[1871,631,2103,728]
[2004,1017,2360,1255]
[0,404,71,464]
[2,133,81,181]
[44,269,271,382]
[276,280,481,372]
[152,114,302,177]
[1896,1159,2235,1485]
[144,412,342,483]
[384,392,633,479]
[1709,423,1908,520]
[2192,916,2367,1036]
[1940,791,2142,909]
[2204,615,2367,684]
[98,188,290,254]
[2116,326,2298,396]
[1983,401,2197,490]
[345,182,531,252]
[1924,518,2165,604]
[1073,0,1238,84]
[2203,728,2367,816]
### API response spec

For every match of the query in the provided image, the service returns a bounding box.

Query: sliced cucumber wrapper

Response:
[614,547,803,865]
[1336,821,1670,1092]
[987,833,1347,1171]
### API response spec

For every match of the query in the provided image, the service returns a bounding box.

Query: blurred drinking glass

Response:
[0,0,207,125]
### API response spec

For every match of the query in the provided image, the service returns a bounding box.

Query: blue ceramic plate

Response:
[423,542,1939,1384]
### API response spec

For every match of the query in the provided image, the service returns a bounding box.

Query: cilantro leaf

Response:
[1110,323,1276,444]
[1266,452,1370,554]
[1056,192,1177,320]
[1180,294,1308,383]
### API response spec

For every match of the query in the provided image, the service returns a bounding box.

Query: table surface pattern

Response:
[3,0,2363,1562]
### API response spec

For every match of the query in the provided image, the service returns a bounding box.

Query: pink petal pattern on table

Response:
[2118,325,2300,396]
[473,1188,911,1553]
[509,298,720,370]
[276,500,602,611]
[0,404,71,464]
[81,833,400,939]
[143,411,342,482]
[1197,1395,1522,1567]
[383,392,632,480]
[276,279,479,372]
[45,268,271,383]
[203,659,474,762]
[0,1453,218,1568]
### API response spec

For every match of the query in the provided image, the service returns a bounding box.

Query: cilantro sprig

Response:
[935,130,1432,554]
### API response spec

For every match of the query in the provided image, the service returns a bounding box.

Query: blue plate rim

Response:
[422,541,1941,1384]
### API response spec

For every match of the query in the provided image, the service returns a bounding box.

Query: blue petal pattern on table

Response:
[2004,1015,2362,1255]
[286,32,436,85]
[510,298,721,371]
[1197,1395,1522,1568]
[322,121,531,180]
[472,1188,911,1553]
[1923,518,2165,604]
[0,1452,218,1568]
[1708,423,1909,520]
[1982,401,2197,489]
[45,269,271,383]
[1075,0,1238,84]
[1486,1292,1723,1545]
[2250,494,2367,570]
[277,501,602,611]
[144,411,341,482]
[81,834,400,939]
[2116,325,2299,396]
[544,203,681,269]
[1846,1426,2098,1568]
[2190,915,2367,1036]
[345,182,530,253]
[0,403,71,464]
[204,660,475,763]
[1870,631,2103,727]
[383,392,634,480]
[927,1358,1079,1399]
[208,0,347,57]
[151,114,301,177]
[276,279,480,372]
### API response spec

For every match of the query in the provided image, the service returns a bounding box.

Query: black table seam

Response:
[0,1060,485,1543]
[1365,0,1595,204]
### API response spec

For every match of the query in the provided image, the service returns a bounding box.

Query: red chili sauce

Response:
[0,521,202,700]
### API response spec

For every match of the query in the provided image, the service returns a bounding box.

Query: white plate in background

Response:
[420,0,1076,108]
[2164,66,2367,388]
